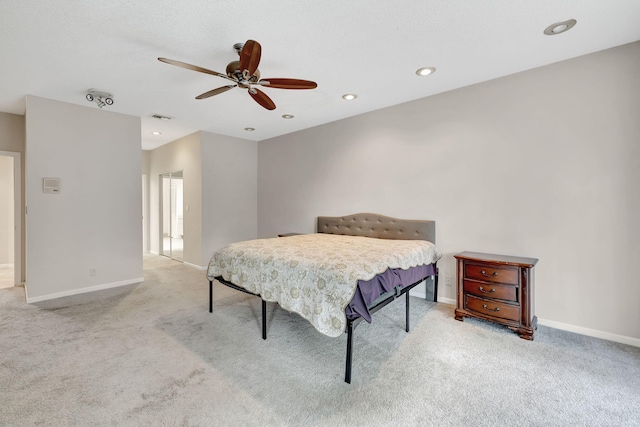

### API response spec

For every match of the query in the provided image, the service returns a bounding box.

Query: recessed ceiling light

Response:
[244,127,255,131]
[151,131,162,135]
[544,19,577,35]
[416,67,436,76]
[282,114,294,119]
[342,94,357,101]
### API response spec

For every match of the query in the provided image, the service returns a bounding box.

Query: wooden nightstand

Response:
[454,251,538,340]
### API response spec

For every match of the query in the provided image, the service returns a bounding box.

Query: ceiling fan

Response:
[158,39,317,111]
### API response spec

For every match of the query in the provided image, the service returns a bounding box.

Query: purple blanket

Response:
[345,264,436,321]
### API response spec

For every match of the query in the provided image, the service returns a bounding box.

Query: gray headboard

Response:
[317,213,435,243]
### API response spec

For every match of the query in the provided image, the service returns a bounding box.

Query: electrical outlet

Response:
[445,276,453,287]
[90,268,97,276]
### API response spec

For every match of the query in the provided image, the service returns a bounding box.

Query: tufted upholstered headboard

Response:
[317,213,435,243]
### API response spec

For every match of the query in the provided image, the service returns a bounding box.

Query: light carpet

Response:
[1,255,639,426]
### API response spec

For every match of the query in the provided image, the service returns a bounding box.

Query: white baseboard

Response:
[437,296,456,305]
[409,289,456,306]
[143,253,205,270]
[26,277,144,303]
[183,261,206,271]
[538,318,640,348]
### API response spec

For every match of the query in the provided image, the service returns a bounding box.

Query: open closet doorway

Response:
[0,151,21,289]
[160,171,184,262]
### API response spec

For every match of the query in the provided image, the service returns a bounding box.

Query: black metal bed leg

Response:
[262,299,267,340]
[433,267,439,303]
[209,281,213,313]
[345,320,353,384]
[406,292,410,332]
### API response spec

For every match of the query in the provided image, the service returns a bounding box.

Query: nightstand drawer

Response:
[465,264,519,285]
[463,280,517,302]
[465,295,520,322]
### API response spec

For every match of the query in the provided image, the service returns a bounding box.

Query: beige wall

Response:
[141,150,150,176]
[258,42,640,342]
[25,96,143,301]
[0,112,25,282]
[149,132,202,266]
[201,131,257,265]
[0,112,25,153]
[141,150,150,253]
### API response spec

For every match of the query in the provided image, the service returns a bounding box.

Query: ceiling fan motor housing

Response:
[226,60,260,83]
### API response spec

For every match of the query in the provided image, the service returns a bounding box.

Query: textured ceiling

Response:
[1,0,640,150]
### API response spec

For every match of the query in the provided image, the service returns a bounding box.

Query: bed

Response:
[206,213,441,383]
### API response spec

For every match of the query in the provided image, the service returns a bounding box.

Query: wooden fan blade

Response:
[195,85,237,99]
[239,40,261,77]
[248,88,276,110]
[158,57,235,82]
[259,78,317,89]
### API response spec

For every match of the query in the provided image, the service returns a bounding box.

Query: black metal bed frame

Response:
[209,267,438,384]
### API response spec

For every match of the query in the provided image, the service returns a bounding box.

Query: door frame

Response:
[142,174,148,253]
[0,150,22,286]
[159,170,184,262]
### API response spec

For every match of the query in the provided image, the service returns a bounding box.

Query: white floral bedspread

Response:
[206,233,441,337]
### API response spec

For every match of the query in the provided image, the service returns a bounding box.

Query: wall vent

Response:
[149,114,172,121]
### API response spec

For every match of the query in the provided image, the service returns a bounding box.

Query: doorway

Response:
[0,151,21,289]
[160,171,183,262]
[142,174,148,253]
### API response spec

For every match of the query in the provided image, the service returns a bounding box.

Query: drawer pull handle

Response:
[481,270,498,277]
[478,286,495,294]
[482,304,500,312]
